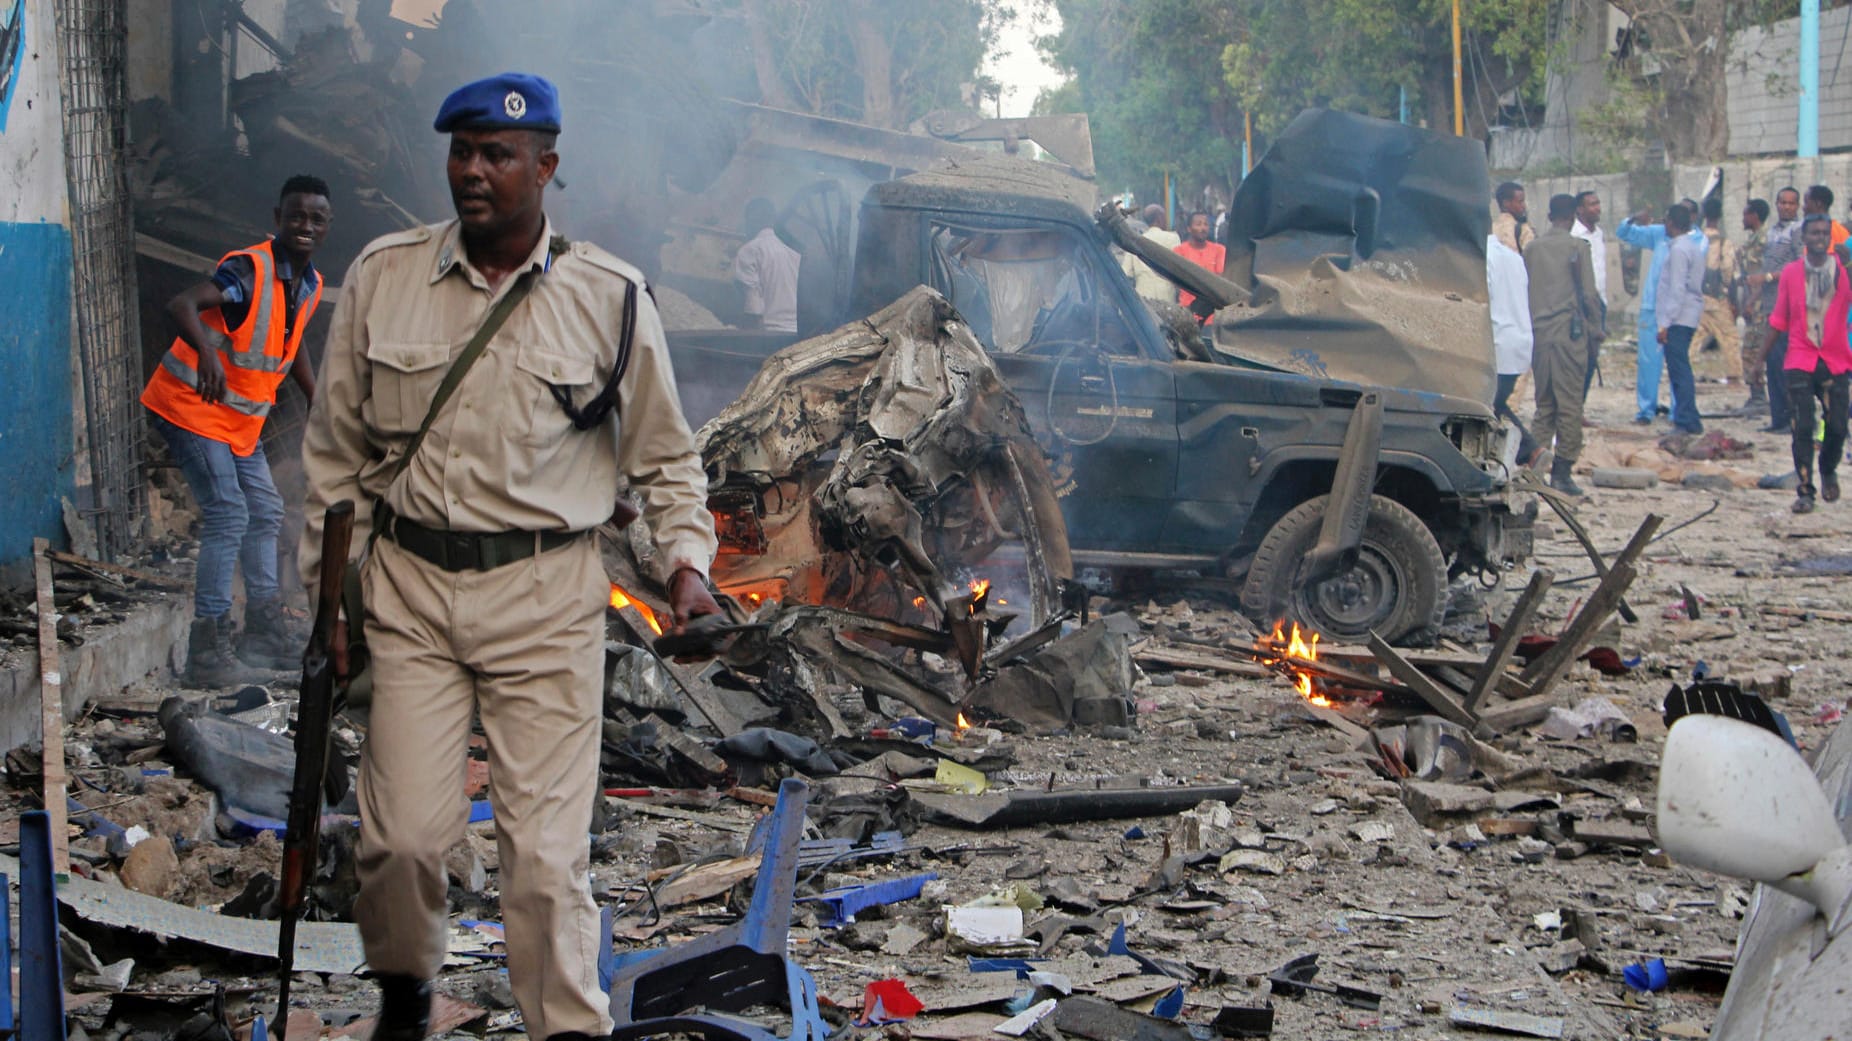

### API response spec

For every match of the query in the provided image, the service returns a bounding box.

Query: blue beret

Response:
[433,72,561,134]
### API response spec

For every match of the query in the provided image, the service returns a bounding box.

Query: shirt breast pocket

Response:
[366,341,452,435]
[513,342,599,447]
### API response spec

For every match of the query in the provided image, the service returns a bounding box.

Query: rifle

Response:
[275,500,355,1036]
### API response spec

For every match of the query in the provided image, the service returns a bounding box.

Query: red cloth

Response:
[1173,239,1226,309]
[1767,257,1852,375]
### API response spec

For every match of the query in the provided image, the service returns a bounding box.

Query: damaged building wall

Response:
[0,0,78,575]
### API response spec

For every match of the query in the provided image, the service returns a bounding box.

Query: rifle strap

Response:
[341,235,565,662]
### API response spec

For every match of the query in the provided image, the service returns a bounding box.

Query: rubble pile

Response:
[8,346,1852,1041]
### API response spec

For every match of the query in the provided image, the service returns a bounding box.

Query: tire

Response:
[1239,493,1446,645]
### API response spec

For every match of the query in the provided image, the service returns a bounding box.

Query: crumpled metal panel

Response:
[1209,109,1497,406]
[697,285,1069,620]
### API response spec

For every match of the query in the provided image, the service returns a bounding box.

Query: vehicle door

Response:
[927,217,1179,553]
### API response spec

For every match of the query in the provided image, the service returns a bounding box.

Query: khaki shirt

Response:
[1493,212,1535,256]
[299,217,717,588]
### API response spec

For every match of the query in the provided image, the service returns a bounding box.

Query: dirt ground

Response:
[20,337,1852,1041]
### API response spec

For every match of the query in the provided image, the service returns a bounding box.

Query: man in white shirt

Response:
[1487,233,1536,463]
[732,198,801,333]
[1570,190,1607,393]
[1570,191,1608,305]
[1132,203,1180,304]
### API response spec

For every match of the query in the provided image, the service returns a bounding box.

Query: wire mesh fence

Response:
[55,0,145,559]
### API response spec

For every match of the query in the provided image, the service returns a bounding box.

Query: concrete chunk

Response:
[1401,781,1494,826]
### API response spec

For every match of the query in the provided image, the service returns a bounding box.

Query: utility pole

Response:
[1801,0,1821,183]
[1452,0,1464,135]
[1243,110,1253,178]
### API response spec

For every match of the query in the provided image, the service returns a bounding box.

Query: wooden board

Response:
[33,539,68,873]
[1466,568,1552,713]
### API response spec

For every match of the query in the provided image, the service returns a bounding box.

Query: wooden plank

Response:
[1760,605,1852,624]
[1132,645,1270,678]
[1541,501,1660,625]
[32,539,69,874]
[1475,693,1559,733]
[1366,632,1478,730]
[1521,561,1638,698]
[1466,568,1554,714]
[45,549,187,589]
[1519,515,1659,692]
[1302,703,1371,744]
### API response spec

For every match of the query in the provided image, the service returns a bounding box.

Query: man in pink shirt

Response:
[1757,213,1852,512]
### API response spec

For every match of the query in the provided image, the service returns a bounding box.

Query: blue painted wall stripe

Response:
[0,220,76,566]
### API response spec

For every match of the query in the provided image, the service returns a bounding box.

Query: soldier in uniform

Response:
[299,73,720,1040]
[1736,198,1770,412]
[1525,194,1605,497]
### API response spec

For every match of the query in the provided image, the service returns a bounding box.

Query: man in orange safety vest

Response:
[141,174,332,686]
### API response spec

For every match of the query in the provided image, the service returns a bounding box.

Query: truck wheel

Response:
[1240,494,1446,644]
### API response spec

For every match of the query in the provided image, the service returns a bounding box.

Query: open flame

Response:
[1265,621,1330,707]
[966,578,991,616]
[609,584,665,636]
[955,711,972,735]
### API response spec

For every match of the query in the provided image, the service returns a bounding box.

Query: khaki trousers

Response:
[1692,297,1741,381]
[355,535,610,1038]
[1532,330,1591,463]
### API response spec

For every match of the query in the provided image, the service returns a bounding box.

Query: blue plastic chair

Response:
[19,810,66,1041]
[605,778,829,1041]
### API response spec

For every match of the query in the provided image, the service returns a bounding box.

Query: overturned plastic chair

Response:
[604,777,830,1041]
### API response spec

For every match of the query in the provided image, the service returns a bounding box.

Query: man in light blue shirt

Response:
[1656,203,1708,434]
[1617,200,1708,423]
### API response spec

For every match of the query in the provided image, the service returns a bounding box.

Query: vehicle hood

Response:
[1208,109,1495,405]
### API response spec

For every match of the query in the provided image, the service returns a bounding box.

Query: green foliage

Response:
[1039,0,1547,202]
[749,0,996,126]
[1037,0,1245,201]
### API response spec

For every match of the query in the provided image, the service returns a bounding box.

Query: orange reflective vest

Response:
[141,240,324,456]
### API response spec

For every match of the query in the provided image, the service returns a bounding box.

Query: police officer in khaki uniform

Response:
[299,73,720,1040]
[1525,194,1605,497]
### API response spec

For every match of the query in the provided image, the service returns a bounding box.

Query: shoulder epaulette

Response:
[355,223,442,264]
[568,240,648,289]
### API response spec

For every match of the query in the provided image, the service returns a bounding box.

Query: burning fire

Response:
[1265,621,1330,707]
[966,578,991,616]
[955,712,972,736]
[609,584,665,636]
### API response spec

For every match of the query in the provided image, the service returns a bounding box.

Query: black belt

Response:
[381,508,583,572]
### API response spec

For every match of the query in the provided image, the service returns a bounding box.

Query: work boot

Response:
[1794,468,1817,514]
[1824,471,1841,503]
[181,616,268,688]
[370,975,432,1041]
[235,598,300,671]
[1549,457,1585,497]
[1741,388,1768,415]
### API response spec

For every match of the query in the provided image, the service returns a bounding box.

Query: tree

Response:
[1221,0,1547,140]
[1037,0,1545,205]
[1036,0,1246,205]
[738,0,1004,129]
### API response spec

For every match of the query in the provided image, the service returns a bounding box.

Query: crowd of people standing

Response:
[1487,179,1851,513]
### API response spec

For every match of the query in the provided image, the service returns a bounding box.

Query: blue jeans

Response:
[153,415,284,618]
[1636,311,1663,419]
[1662,325,1703,433]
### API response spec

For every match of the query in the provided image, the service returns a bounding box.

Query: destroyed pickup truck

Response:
[669,110,1531,644]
